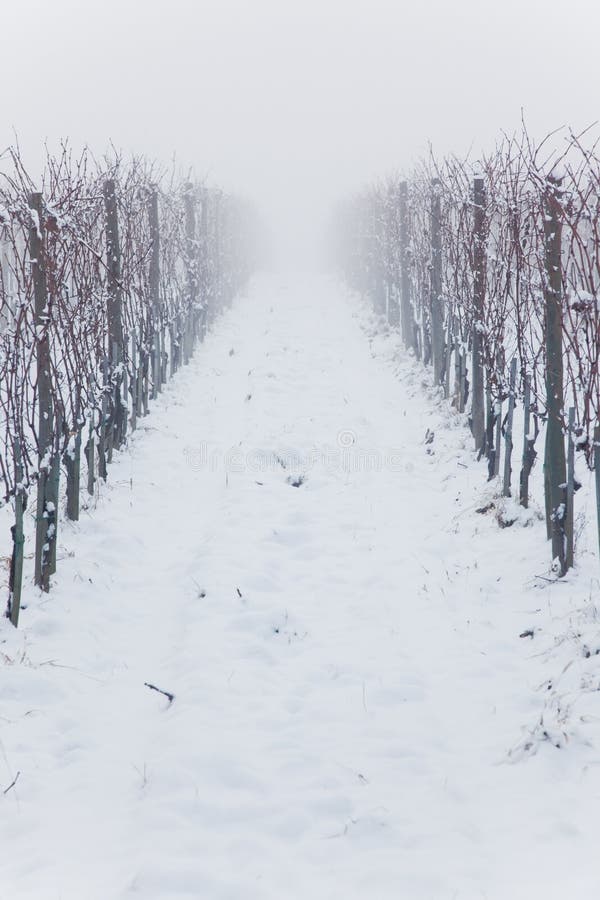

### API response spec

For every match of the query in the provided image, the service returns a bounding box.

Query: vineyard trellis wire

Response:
[0,142,258,625]
[336,123,600,576]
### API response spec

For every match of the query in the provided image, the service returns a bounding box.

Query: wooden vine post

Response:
[430,178,445,389]
[566,407,575,570]
[471,176,486,455]
[387,186,400,329]
[65,392,82,521]
[148,189,161,398]
[398,182,415,353]
[519,373,536,507]
[595,424,600,564]
[502,358,518,496]
[184,183,197,364]
[200,187,209,336]
[98,357,109,480]
[103,179,125,448]
[30,192,53,592]
[543,173,568,575]
[48,407,62,576]
[8,440,25,626]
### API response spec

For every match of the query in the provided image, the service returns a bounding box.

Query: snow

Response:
[549,162,567,181]
[1,273,600,899]
[29,208,42,241]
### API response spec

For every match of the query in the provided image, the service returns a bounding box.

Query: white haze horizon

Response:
[1,0,597,269]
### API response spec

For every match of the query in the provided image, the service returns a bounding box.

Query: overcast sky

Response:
[1,0,597,263]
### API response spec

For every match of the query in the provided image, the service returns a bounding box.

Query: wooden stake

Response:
[471,177,486,454]
[430,179,444,388]
[148,190,161,397]
[130,335,138,432]
[47,408,62,576]
[30,193,53,592]
[519,373,535,508]
[8,440,25,627]
[595,424,600,565]
[98,358,108,481]
[494,400,502,477]
[566,406,575,571]
[399,181,415,352]
[502,358,517,497]
[85,381,96,497]
[103,180,125,447]
[543,175,567,574]
[65,421,81,521]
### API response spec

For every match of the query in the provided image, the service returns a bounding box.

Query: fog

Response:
[1,0,597,268]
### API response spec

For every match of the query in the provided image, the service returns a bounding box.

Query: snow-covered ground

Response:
[1,273,600,899]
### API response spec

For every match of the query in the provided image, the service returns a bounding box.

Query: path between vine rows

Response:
[1,273,598,900]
